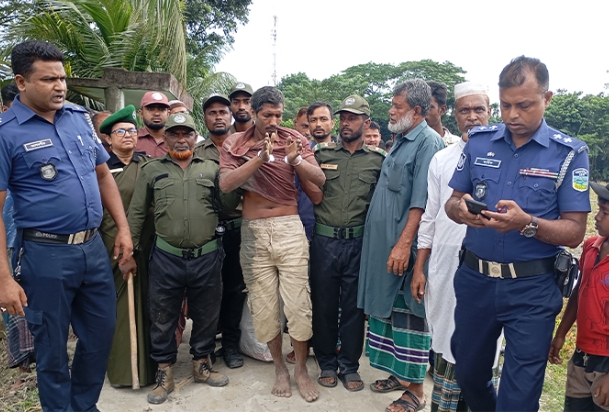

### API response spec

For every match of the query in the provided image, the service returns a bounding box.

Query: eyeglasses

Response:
[111,128,138,137]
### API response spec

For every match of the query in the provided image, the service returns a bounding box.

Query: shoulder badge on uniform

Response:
[468,123,502,138]
[365,144,387,157]
[313,142,337,153]
[550,129,587,153]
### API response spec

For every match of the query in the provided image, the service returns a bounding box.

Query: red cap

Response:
[140,91,170,108]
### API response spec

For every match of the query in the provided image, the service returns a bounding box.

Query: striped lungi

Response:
[2,313,35,369]
[367,291,430,383]
[431,352,501,412]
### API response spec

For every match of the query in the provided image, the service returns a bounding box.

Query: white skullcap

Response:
[454,82,488,100]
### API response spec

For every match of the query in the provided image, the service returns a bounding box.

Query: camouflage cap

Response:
[334,95,370,116]
[229,82,254,99]
[99,105,137,135]
[165,112,197,132]
[203,93,231,111]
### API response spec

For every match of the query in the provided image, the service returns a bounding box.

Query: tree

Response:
[545,91,609,179]
[278,60,467,140]
[183,0,251,55]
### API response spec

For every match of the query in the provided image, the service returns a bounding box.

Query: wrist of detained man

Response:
[284,155,302,166]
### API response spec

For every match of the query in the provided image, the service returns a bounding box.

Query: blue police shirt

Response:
[0,97,110,233]
[449,121,590,263]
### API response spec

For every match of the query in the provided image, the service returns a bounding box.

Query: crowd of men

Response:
[0,39,605,412]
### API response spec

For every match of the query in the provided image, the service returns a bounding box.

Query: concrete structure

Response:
[67,67,193,112]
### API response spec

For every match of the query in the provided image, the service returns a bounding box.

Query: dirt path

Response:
[98,321,433,412]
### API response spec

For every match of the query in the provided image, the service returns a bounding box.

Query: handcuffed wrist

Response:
[284,155,303,166]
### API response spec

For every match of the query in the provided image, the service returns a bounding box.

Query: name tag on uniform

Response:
[321,163,338,170]
[23,139,53,152]
[474,157,501,168]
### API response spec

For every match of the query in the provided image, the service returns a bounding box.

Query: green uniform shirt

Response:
[193,138,242,220]
[128,153,239,249]
[314,142,385,227]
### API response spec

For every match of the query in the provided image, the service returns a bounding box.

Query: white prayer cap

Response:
[454,82,488,100]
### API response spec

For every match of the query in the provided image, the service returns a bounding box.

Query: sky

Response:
[216,0,609,105]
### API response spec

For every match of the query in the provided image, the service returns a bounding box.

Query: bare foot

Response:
[271,369,292,398]
[294,366,319,402]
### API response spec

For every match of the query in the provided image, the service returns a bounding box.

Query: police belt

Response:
[314,223,364,239]
[23,228,98,245]
[463,249,555,279]
[155,236,218,259]
[220,217,242,231]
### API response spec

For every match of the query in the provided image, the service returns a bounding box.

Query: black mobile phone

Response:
[465,198,490,219]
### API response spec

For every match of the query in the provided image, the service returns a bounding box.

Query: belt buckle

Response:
[333,227,344,239]
[70,231,86,245]
[487,261,503,278]
[182,249,195,259]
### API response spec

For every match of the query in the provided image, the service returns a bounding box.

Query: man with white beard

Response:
[411,82,502,412]
[358,79,444,412]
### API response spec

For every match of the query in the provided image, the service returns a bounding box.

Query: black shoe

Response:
[223,346,244,369]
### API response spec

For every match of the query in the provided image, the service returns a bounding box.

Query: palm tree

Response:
[3,0,187,97]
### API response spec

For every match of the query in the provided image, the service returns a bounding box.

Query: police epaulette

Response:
[313,142,337,152]
[140,157,161,168]
[467,124,503,138]
[365,144,387,157]
[549,129,586,152]
[64,103,88,112]
[0,110,15,127]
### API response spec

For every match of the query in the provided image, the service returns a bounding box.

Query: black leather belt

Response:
[463,249,555,279]
[23,228,98,245]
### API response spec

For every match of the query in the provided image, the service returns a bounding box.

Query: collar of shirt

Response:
[159,152,206,164]
[11,95,71,124]
[491,119,550,148]
[106,150,145,168]
[397,119,428,142]
[592,236,608,250]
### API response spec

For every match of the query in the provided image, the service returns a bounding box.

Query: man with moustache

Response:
[311,95,385,392]
[229,82,254,134]
[194,94,246,369]
[126,112,239,404]
[219,86,325,402]
[411,82,502,412]
[308,101,336,147]
[446,56,590,411]
[358,79,444,412]
[0,41,132,411]
[135,91,171,158]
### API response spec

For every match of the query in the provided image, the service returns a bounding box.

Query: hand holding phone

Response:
[465,198,490,219]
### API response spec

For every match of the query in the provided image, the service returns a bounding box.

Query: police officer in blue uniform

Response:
[446,56,591,411]
[0,41,133,411]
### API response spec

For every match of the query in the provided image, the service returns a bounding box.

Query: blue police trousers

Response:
[451,264,562,411]
[17,233,116,412]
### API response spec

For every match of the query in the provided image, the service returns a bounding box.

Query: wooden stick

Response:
[127,272,140,389]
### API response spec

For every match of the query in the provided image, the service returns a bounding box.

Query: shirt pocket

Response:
[72,140,97,171]
[153,178,176,212]
[386,158,404,192]
[518,176,556,215]
[22,146,61,169]
[357,170,377,203]
[471,167,501,201]
[323,170,340,196]
[195,178,214,204]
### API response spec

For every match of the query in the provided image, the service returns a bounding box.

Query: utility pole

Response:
[271,15,277,86]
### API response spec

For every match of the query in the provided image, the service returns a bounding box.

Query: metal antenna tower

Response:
[271,15,277,86]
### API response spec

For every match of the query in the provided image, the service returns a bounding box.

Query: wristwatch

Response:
[520,216,538,238]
